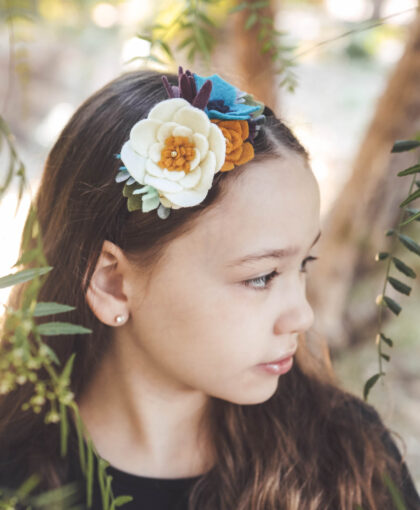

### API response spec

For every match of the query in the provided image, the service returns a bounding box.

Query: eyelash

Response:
[243,256,319,291]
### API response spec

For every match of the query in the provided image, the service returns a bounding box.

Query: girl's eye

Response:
[243,256,319,291]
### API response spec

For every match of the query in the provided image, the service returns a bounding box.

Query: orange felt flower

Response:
[210,119,254,172]
[158,135,196,173]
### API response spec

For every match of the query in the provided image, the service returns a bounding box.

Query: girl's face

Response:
[122,152,321,405]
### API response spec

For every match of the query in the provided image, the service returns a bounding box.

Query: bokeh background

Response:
[1,0,419,489]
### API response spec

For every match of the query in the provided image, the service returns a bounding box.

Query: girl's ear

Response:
[85,240,130,327]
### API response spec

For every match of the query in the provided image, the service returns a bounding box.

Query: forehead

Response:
[164,153,320,268]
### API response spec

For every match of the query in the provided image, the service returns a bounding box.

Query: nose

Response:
[273,288,315,336]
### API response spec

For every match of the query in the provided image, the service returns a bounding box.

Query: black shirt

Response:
[103,464,203,510]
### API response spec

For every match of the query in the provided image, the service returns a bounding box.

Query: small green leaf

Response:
[60,401,68,457]
[392,257,416,278]
[391,140,420,152]
[397,163,420,176]
[187,44,196,62]
[363,373,382,401]
[375,252,389,261]
[136,33,152,42]
[399,209,420,226]
[33,302,76,317]
[157,40,173,60]
[387,276,411,296]
[0,266,53,289]
[62,352,76,382]
[397,233,420,256]
[380,332,393,347]
[381,353,390,362]
[261,40,273,53]
[197,11,215,27]
[383,295,402,316]
[385,229,395,237]
[382,472,408,510]
[40,344,60,365]
[245,12,258,30]
[399,188,420,208]
[250,0,270,9]
[228,2,249,14]
[113,495,134,506]
[12,248,40,267]
[87,438,94,508]
[177,36,194,51]
[37,322,92,336]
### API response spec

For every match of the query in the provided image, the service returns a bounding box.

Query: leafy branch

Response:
[228,0,297,92]
[130,0,222,68]
[363,136,420,401]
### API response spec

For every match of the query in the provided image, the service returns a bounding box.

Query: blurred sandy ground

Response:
[0,0,419,489]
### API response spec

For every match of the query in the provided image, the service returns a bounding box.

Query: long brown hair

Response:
[1,69,415,509]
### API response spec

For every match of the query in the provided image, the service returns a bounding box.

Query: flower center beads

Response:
[158,135,196,173]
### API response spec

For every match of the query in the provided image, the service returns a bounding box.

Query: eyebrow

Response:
[227,230,322,267]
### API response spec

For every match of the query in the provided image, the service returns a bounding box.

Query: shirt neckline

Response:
[105,463,205,489]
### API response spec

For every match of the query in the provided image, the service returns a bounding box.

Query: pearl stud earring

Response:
[115,314,126,325]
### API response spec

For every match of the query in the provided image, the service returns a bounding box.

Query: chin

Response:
[220,385,278,406]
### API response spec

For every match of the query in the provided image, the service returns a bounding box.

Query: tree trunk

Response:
[307,12,420,353]
[210,0,278,108]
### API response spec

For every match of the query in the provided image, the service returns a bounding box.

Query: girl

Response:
[1,67,419,510]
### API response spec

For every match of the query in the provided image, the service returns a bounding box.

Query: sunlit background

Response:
[1,0,420,486]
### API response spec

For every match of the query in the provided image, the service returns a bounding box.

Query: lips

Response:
[260,350,296,365]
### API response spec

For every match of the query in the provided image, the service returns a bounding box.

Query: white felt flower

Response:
[120,98,226,210]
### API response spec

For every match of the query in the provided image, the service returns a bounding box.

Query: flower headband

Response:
[114,66,266,219]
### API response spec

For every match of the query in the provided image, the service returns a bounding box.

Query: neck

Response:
[76,331,214,478]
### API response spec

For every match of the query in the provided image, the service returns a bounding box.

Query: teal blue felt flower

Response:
[193,73,260,121]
